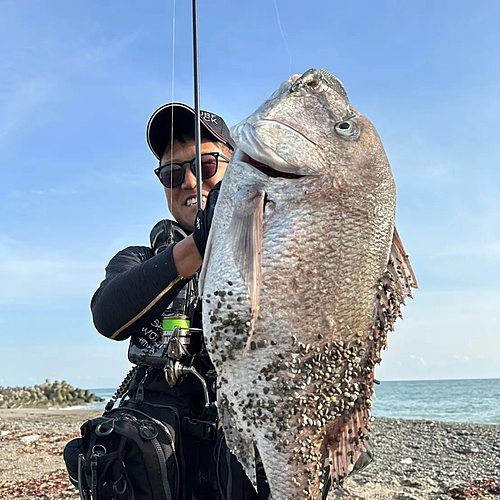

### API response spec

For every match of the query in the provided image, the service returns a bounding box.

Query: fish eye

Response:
[334,119,358,138]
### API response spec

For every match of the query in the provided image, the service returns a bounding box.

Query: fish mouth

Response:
[232,120,318,177]
[240,152,304,179]
[259,119,317,146]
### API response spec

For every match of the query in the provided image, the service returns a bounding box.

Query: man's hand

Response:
[192,181,221,258]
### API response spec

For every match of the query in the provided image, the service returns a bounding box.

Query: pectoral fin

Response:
[230,186,265,335]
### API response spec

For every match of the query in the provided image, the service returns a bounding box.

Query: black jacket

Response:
[91,220,212,415]
[91,230,188,341]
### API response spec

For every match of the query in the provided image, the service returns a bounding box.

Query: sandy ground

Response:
[0,408,499,499]
[0,409,100,499]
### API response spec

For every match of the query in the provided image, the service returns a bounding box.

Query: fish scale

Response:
[200,69,417,499]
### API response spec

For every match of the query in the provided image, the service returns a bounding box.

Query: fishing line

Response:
[273,0,292,77]
[169,0,177,194]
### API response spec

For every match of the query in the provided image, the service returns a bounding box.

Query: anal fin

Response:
[327,408,372,487]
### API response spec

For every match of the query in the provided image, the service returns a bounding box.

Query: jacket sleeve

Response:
[90,244,188,341]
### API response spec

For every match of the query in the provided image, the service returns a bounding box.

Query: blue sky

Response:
[1,0,499,389]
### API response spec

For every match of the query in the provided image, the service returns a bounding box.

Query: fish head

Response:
[231,68,394,193]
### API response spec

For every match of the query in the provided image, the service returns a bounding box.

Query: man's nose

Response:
[181,165,197,189]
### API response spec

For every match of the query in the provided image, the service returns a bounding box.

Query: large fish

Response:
[200,69,417,500]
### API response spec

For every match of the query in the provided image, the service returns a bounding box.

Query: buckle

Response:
[184,417,217,440]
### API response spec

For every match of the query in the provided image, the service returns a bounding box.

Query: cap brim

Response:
[147,103,231,160]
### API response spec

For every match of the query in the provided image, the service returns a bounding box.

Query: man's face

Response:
[161,138,232,231]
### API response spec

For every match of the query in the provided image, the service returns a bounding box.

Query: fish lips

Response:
[231,120,319,177]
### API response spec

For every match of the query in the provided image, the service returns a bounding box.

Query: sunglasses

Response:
[154,152,231,188]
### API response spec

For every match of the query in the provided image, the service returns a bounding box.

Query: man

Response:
[89,102,269,500]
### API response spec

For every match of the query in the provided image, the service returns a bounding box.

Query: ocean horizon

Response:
[78,377,500,425]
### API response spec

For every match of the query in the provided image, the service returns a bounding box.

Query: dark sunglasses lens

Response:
[159,164,184,188]
[200,154,218,179]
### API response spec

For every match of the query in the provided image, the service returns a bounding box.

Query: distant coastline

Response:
[81,378,500,425]
[2,378,499,425]
[0,380,103,409]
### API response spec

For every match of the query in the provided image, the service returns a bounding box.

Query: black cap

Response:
[146,102,235,160]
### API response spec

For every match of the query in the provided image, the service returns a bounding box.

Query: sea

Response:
[78,378,500,425]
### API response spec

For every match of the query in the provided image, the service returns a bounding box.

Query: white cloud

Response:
[8,188,81,198]
[73,32,140,71]
[0,26,141,157]
[376,289,500,380]
[0,75,57,149]
[29,188,81,196]
[81,170,154,191]
[0,240,102,305]
[409,354,427,366]
[437,241,500,259]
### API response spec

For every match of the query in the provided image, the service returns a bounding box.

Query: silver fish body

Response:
[200,69,417,499]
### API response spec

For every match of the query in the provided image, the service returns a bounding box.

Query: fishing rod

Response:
[191,0,203,211]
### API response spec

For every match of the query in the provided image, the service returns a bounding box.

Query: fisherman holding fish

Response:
[63,103,271,500]
[65,70,415,500]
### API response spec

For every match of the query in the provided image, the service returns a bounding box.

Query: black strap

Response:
[77,453,91,500]
[183,416,217,440]
[135,368,150,405]
[90,452,99,499]
[322,475,332,500]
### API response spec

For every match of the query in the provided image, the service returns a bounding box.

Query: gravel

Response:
[335,417,500,499]
[0,410,499,499]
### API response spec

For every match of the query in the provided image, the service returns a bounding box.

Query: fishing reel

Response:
[127,315,213,408]
[161,317,198,386]
[161,321,214,409]
[128,314,195,372]
[128,278,197,371]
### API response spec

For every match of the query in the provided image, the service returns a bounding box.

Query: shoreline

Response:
[1,409,499,499]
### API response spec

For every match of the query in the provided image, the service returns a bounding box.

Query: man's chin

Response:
[172,204,203,232]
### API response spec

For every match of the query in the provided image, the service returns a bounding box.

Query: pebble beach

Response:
[0,408,499,499]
